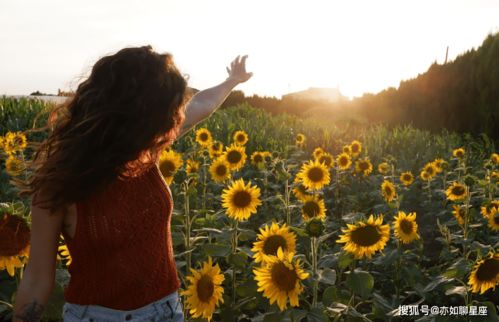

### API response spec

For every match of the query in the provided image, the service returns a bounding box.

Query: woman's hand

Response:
[226,55,253,84]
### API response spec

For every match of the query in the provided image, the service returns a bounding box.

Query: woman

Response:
[12,45,252,322]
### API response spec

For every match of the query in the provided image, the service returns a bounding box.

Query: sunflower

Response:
[181,256,225,321]
[253,247,309,311]
[186,159,200,174]
[58,244,72,266]
[355,158,373,176]
[336,152,352,170]
[158,149,183,185]
[317,153,334,168]
[195,128,213,148]
[221,179,262,221]
[252,222,297,264]
[381,180,397,203]
[378,162,391,174]
[0,212,31,277]
[233,130,248,146]
[487,208,499,232]
[223,144,247,171]
[452,205,466,226]
[453,147,465,159]
[468,252,499,294]
[5,155,25,176]
[261,151,272,163]
[336,214,390,259]
[393,211,420,244]
[295,134,305,146]
[209,157,231,183]
[491,153,499,165]
[491,171,499,183]
[420,170,431,181]
[342,145,352,155]
[292,180,312,202]
[312,147,324,160]
[350,140,362,157]
[481,200,499,219]
[301,195,326,221]
[208,141,224,159]
[423,162,437,178]
[296,159,330,190]
[433,158,445,173]
[445,182,468,201]
[400,171,414,186]
[2,131,28,155]
[251,151,265,166]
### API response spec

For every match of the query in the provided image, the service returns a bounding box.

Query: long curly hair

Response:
[15,45,189,216]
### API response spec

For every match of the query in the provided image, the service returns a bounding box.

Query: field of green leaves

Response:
[1,96,498,321]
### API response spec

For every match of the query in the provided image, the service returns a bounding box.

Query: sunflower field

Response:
[1,96,498,321]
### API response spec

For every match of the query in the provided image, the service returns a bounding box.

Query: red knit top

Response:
[61,163,180,310]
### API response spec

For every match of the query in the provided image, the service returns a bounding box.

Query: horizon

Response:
[1,0,498,99]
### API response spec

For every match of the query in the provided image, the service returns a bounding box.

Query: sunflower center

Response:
[307,167,324,182]
[350,225,381,247]
[254,154,263,163]
[494,213,499,225]
[200,133,209,141]
[271,262,298,292]
[403,174,411,181]
[352,145,359,153]
[263,235,288,256]
[237,134,245,142]
[426,167,434,175]
[160,160,176,177]
[0,214,31,256]
[319,156,332,166]
[303,201,320,217]
[399,219,414,235]
[384,186,393,195]
[452,186,465,196]
[359,162,369,171]
[232,190,252,208]
[339,157,348,166]
[227,151,242,164]
[475,258,499,281]
[196,274,215,302]
[216,165,228,176]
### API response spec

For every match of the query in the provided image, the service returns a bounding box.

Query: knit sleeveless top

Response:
[61,163,180,310]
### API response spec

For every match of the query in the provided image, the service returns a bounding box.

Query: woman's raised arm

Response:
[177,55,252,138]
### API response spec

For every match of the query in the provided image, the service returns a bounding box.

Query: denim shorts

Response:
[62,290,184,322]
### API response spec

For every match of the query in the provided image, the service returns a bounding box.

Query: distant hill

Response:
[282,87,347,103]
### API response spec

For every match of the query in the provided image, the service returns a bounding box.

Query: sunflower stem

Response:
[285,178,291,226]
[183,181,192,278]
[231,219,239,306]
[395,241,402,303]
[202,154,208,212]
[462,187,471,259]
[311,236,319,308]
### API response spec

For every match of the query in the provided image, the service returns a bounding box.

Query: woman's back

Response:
[61,163,180,310]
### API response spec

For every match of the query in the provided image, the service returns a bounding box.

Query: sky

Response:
[1,0,498,99]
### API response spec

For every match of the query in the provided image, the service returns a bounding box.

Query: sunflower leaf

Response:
[318,268,336,285]
[346,269,374,298]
